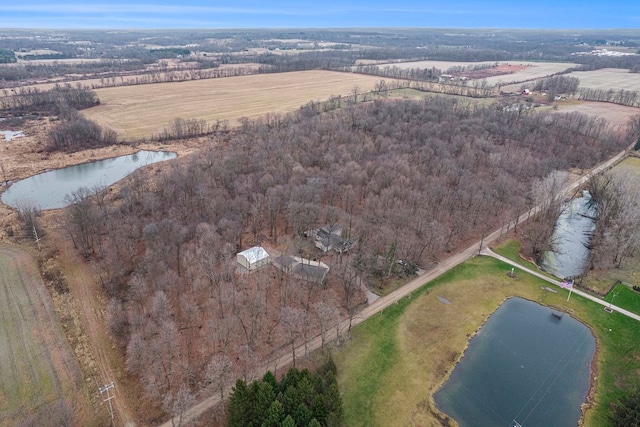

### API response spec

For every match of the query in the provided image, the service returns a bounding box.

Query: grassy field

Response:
[333,255,640,427]
[82,70,390,140]
[605,283,640,315]
[0,245,88,426]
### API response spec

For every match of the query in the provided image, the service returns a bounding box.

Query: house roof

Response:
[292,262,329,282]
[237,246,269,264]
[274,254,297,269]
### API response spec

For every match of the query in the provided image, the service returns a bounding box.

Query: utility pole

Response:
[32,225,41,251]
[99,381,116,425]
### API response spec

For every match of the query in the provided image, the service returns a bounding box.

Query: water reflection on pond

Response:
[1,150,176,210]
[541,191,596,279]
[434,298,595,427]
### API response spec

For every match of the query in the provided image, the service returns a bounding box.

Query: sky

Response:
[0,1,639,29]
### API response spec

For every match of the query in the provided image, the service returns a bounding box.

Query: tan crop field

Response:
[0,245,87,426]
[82,70,390,140]
[552,100,640,129]
[566,68,640,92]
[363,60,576,87]
[503,67,640,94]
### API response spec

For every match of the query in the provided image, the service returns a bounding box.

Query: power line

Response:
[99,381,116,425]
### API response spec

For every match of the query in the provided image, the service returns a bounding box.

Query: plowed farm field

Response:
[82,70,391,140]
[0,245,84,426]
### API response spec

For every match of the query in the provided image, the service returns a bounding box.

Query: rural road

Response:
[160,147,631,427]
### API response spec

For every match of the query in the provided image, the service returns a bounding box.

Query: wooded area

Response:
[53,96,632,422]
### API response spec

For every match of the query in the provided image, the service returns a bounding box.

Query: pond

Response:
[434,298,595,427]
[1,150,176,210]
[541,191,596,279]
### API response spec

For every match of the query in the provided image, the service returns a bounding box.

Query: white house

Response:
[236,246,270,271]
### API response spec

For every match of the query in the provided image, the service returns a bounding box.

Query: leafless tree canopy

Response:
[77,97,629,411]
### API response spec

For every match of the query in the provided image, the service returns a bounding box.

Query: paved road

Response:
[160,147,631,427]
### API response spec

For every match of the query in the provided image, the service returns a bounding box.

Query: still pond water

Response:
[541,191,596,279]
[1,150,176,210]
[434,298,595,427]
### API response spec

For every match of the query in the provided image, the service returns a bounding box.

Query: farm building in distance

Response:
[237,246,270,272]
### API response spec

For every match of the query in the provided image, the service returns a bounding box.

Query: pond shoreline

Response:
[1,149,178,210]
[427,296,599,427]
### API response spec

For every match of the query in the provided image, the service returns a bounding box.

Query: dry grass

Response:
[335,257,559,426]
[82,70,389,140]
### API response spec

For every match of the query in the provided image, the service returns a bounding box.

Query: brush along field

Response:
[334,255,640,427]
[82,70,390,140]
[0,245,88,426]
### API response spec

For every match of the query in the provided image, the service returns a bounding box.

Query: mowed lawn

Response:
[333,255,640,427]
[0,245,85,426]
[82,70,389,140]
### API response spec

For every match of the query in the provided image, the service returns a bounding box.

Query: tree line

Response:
[0,84,99,115]
[578,87,640,107]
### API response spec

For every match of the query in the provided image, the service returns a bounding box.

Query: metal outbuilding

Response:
[236,246,270,271]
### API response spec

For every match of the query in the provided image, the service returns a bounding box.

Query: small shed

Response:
[237,246,270,271]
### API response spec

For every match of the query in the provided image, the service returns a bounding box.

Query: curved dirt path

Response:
[53,230,138,427]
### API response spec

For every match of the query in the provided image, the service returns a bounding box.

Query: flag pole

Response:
[566,285,572,302]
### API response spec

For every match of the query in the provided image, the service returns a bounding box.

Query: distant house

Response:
[236,246,270,272]
[313,224,354,253]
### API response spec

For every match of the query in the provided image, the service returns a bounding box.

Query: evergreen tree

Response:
[254,380,277,425]
[297,376,315,407]
[261,400,285,427]
[310,394,328,425]
[281,415,296,427]
[263,371,279,395]
[294,402,312,426]
[228,379,254,427]
[228,360,344,426]
[610,386,640,426]
[282,385,303,415]
[281,367,302,392]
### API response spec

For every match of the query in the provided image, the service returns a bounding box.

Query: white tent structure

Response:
[236,246,270,271]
